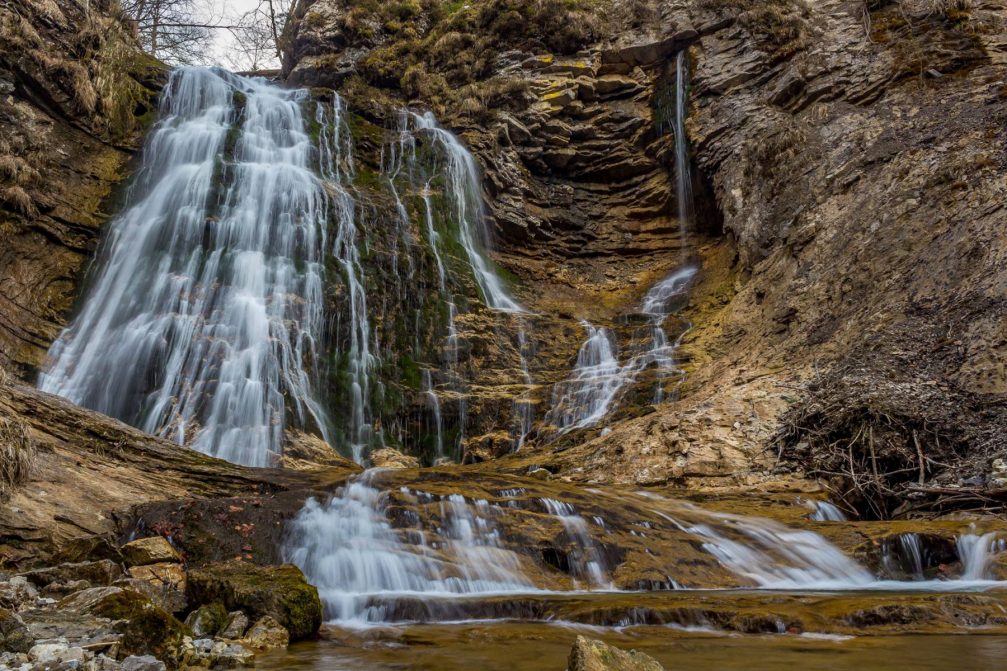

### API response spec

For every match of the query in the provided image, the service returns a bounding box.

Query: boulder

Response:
[566,636,665,671]
[122,537,182,567]
[125,562,187,613]
[219,611,249,640]
[184,603,228,638]
[369,448,420,470]
[210,641,255,668]
[19,560,122,590]
[0,577,37,610]
[122,654,167,671]
[241,615,289,650]
[75,589,188,664]
[186,561,321,641]
[28,641,86,665]
[0,608,33,653]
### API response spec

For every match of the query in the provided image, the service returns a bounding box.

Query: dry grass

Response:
[1,185,37,216]
[0,414,35,500]
[698,0,811,57]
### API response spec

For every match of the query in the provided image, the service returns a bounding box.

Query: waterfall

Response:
[639,265,697,403]
[673,49,693,233]
[408,112,522,314]
[317,95,381,462]
[283,471,536,625]
[957,531,1006,581]
[540,498,612,588]
[807,500,848,521]
[422,369,444,459]
[545,322,625,431]
[39,67,331,467]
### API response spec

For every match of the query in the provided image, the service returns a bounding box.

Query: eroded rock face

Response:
[0,0,163,377]
[281,0,1007,503]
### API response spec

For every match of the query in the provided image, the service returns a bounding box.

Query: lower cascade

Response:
[284,475,1007,627]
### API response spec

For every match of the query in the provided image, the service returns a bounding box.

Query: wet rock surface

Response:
[567,636,665,671]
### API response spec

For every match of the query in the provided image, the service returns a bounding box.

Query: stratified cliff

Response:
[0,0,162,377]
[282,0,1007,514]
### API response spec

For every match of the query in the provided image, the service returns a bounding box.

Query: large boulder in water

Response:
[567,636,665,671]
[186,561,321,641]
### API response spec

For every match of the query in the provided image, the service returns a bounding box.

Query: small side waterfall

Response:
[546,323,625,431]
[40,68,331,467]
[317,95,378,462]
[408,112,523,314]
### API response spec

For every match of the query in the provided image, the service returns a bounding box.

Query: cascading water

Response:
[543,50,698,432]
[546,322,625,431]
[408,111,522,314]
[283,471,536,625]
[316,95,379,461]
[40,67,331,467]
[807,500,848,522]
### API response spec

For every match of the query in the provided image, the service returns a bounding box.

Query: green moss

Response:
[187,561,322,641]
[91,591,188,664]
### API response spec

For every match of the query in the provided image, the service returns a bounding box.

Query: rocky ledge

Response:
[0,537,322,671]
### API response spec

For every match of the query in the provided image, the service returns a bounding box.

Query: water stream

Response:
[40,67,332,467]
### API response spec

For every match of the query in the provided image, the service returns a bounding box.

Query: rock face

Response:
[0,0,162,377]
[567,636,665,671]
[281,0,1007,512]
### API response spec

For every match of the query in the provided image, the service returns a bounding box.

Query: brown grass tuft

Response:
[1,185,37,216]
[0,414,35,500]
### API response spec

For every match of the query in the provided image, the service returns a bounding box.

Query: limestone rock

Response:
[122,537,182,567]
[240,615,289,650]
[369,448,420,470]
[184,603,228,638]
[75,589,188,663]
[121,655,167,671]
[186,562,321,641]
[218,611,249,640]
[0,577,37,610]
[125,563,187,613]
[20,560,122,590]
[566,636,664,671]
[210,641,255,668]
[0,608,33,653]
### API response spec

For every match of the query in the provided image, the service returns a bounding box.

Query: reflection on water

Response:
[259,622,1007,671]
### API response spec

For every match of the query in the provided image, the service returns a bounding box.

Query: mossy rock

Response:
[89,590,188,665]
[0,608,34,654]
[186,561,322,641]
[184,602,229,638]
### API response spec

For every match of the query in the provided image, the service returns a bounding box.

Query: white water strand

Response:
[409,111,522,313]
[40,67,331,467]
[317,95,379,462]
[685,510,877,589]
[673,49,693,232]
[957,530,1006,581]
[540,498,612,588]
[545,322,625,431]
[284,471,536,625]
[807,500,848,522]
[422,369,444,459]
[639,265,697,403]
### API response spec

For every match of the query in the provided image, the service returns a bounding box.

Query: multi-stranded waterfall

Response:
[544,49,697,434]
[40,68,332,467]
[40,66,528,467]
